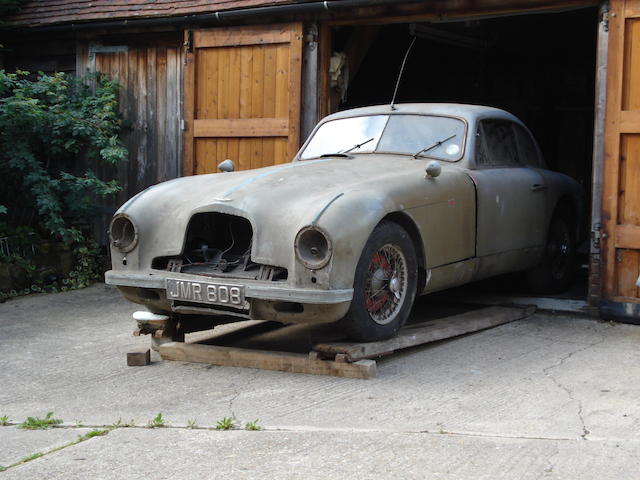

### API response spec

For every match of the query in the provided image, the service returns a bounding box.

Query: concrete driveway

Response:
[0,284,639,479]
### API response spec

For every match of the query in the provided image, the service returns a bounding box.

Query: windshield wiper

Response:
[339,137,375,154]
[412,134,457,159]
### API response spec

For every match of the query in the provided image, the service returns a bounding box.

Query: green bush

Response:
[0,69,127,244]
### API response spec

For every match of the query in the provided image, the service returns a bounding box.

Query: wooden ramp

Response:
[159,305,536,379]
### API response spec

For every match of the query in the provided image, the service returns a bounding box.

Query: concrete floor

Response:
[0,284,639,478]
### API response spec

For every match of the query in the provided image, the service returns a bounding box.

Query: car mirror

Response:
[425,160,442,178]
[218,159,235,173]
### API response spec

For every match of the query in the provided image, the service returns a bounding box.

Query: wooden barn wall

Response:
[76,33,183,243]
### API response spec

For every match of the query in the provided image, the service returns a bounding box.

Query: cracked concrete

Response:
[541,331,608,440]
[1,284,640,478]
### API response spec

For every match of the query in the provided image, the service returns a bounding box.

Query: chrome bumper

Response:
[104,270,353,304]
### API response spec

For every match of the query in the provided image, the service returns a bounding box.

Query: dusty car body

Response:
[106,104,583,341]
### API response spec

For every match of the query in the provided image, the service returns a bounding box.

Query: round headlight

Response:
[295,226,332,269]
[109,214,138,253]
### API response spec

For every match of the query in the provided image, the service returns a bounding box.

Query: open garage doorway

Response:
[325,6,599,307]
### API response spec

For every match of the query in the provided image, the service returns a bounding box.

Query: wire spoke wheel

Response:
[364,244,408,325]
[340,221,418,342]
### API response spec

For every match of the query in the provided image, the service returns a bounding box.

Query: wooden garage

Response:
[0,0,639,320]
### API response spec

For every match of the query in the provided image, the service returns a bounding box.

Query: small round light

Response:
[109,214,138,253]
[295,226,332,270]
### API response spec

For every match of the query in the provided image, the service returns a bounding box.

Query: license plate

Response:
[166,279,245,307]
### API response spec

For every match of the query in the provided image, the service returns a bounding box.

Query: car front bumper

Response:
[104,270,353,305]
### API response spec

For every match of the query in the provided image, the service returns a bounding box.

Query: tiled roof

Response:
[5,0,302,27]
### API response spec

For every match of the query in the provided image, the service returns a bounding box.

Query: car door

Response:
[470,119,548,257]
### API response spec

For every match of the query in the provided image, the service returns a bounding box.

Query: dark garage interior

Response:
[331,7,599,298]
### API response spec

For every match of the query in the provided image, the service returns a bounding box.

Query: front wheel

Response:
[340,221,418,342]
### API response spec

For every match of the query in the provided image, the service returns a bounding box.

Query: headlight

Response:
[295,226,332,269]
[109,214,138,252]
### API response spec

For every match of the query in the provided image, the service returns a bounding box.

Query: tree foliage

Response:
[0,70,128,243]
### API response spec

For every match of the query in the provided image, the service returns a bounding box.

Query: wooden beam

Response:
[194,26,291,49]
[615,224,640,249]
[602,0,626,298]
[159,342,377,379]
[318,22,332,119]
[182,30,195,176]
[328,0,599,26]
[193,118,289,137]
[620,110,640,132]
[313,305,535,362]
[625,0,640,18]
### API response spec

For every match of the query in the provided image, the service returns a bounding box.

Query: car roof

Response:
[322,103,521,124]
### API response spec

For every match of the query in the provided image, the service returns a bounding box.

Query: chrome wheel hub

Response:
[364,244,408,325]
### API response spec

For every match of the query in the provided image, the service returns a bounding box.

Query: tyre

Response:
[526,214,575,293]
[340,221,418,342]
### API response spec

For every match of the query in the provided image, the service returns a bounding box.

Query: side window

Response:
[476,119,520,167]
[513,124,541,167]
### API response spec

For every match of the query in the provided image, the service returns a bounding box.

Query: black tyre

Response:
[526,214,575,293]
[340,221,418,342]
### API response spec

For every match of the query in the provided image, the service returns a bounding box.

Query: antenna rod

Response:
[390,36,417,111]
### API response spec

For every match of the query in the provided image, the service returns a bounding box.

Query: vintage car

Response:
[106,104,583,342]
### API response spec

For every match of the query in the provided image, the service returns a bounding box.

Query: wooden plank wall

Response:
[602,0,640,302]
[76,36,183,242]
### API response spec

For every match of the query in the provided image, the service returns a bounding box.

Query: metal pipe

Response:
[6,0,427,33]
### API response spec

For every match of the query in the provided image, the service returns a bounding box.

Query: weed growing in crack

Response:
[20,452,43,463]
[19,412,62,430]
[187,419,197,429]
[147,413,165,428]
[215,417,237,430]
[244,419,262,431]
[112,418,135,428]
[0,426,111,472]
[0,415,9,426]
[83,429,109,439]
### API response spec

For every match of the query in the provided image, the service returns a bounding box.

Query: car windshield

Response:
[300,114,466,161]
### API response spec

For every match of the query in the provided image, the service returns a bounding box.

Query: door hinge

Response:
[593,222,602,249]
[184,30,194,53]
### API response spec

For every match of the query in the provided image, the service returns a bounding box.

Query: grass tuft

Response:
[244,419,262,431]
[215,417,237,431]
[19,412,62,430]
[147,413,165,428]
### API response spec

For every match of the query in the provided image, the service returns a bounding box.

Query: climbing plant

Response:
[0,70,127,244]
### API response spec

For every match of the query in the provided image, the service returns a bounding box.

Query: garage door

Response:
[602,0,640,302]
[183,23,303,175]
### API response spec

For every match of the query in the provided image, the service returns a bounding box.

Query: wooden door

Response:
[602,0,640,303]
[183,23,303,175]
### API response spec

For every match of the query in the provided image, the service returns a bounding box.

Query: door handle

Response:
[531,183,547,192]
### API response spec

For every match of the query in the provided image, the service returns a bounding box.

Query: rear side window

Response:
[476,119,520,167]
[513,124,542,167]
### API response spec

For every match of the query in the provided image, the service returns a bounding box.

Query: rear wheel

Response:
[526,214,575,293]
[340,221,418,342]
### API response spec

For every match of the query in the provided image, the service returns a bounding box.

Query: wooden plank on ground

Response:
[159,342,377,379]
[313,305,536,362]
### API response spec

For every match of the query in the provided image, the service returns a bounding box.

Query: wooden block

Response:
[127,349,151,366]
[159,342,377,379]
